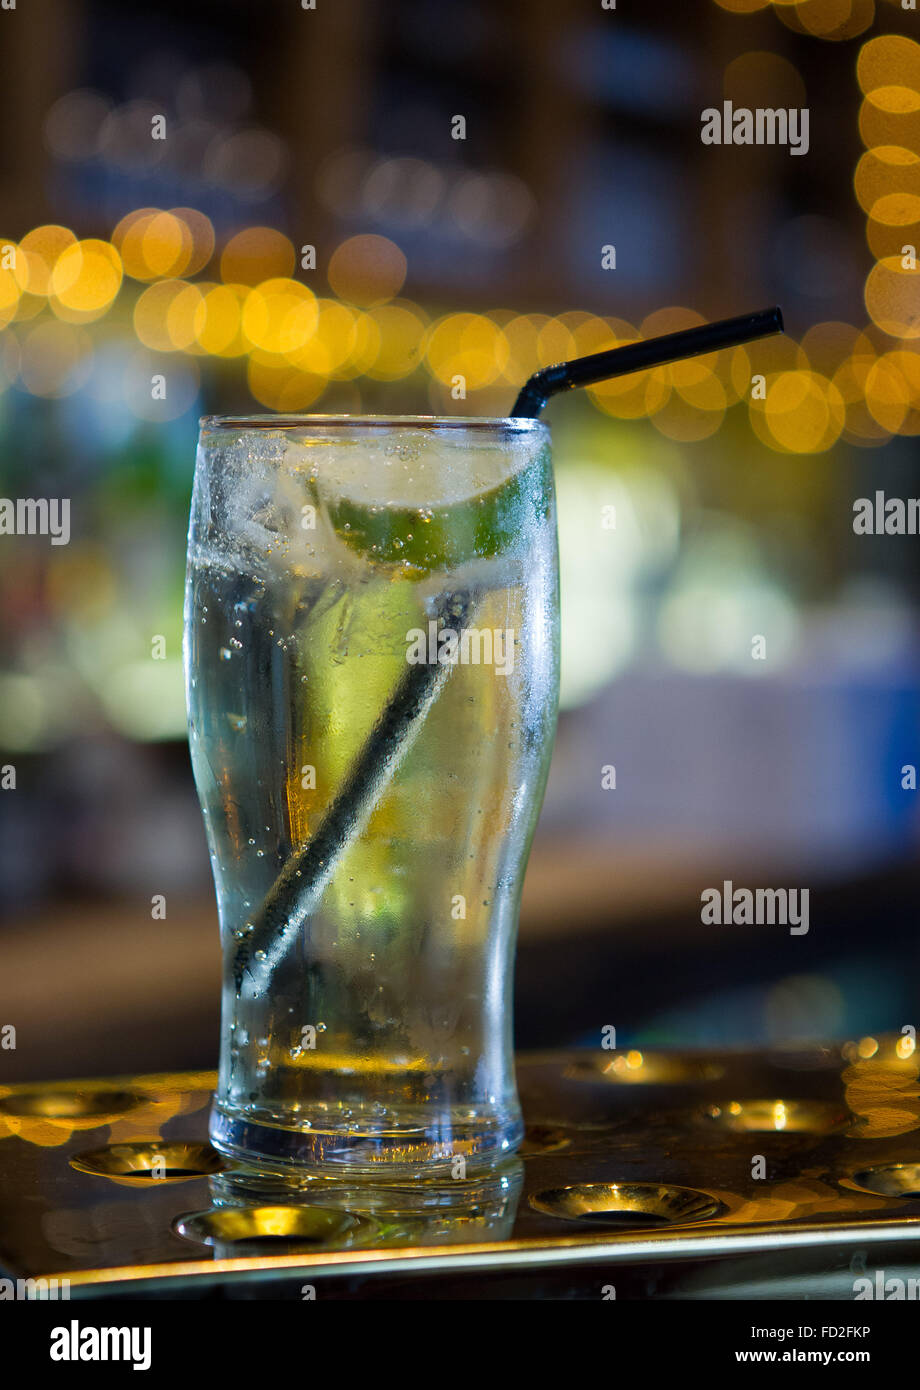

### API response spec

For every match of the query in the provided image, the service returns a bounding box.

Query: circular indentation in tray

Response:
[71,1141,224,1183]
[848,1163,920,1199]
[700,1099,850,1134]
[174,1204,374,1249]
[529,1182,724,1229]
[566,1051,725,1086]
[0,1089,146,1119]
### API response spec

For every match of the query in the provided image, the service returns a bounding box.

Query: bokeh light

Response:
[865,255,920,338]
[49,239,123,322]
[424,312,508,390]
[241,278,318,354]
[220,227,295,285]
[713,0,771,12]
[327,234,407,306]
[0,238,27,327]
[20,226,77,297]
[858,34,920,97]
[723,52,806,110]
[362,302,427,380]
[854,145,920,215]
[247,351,326,410]
[133,279,204,352]
[756,369,845,453]
[193,283,249,357]
[865,349,920,433]
[779,0,874,42]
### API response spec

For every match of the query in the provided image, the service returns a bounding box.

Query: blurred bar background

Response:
[2,0,920,1080]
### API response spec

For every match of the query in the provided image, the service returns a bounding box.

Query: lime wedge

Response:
[325,444,552,574]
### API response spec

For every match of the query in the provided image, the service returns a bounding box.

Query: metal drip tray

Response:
[2,1042,920,1298]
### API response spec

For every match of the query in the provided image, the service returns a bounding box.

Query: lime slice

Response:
[322,440,552,574]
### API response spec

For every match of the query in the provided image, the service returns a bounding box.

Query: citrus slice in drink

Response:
[297,422,551,575]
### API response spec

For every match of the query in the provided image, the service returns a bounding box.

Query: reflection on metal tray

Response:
[2,1040,920,1299]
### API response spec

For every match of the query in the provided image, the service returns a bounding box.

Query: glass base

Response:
[209,1099,523,1180]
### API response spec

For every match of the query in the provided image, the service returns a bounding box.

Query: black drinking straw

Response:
[236,304,785,995]
[511,306,784,417]
[235,589,473,995]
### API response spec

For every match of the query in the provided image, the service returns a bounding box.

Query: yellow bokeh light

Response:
[537,316,577,367]
[568,314,615,358]
[134,280,184,351]
[140,212,192,278]
[500,314,552,384]
[193,282,249,357]
[866,86,920,115]
[134,279,203,352]
[241,278,318,354]
[167,282,205,352]
[114,209,191,282]
[50,239,122,321]
[854,146,920,213]
[713,0,770,11]
[337,309,382,378]
[858,35,920,98]
[832,353,890,445]
[327,234,407,306]
[867,213,920,260]
[761,370,845,453]
[865,350,920,433]
[641,307,718,394]
[170,207,215,276]
[20,225,77,297]
[0,238,26,326]
[865,255,920,337]
[800,321,872,376]
[285,298,358,376]
[586,317,670,420]
[749,332,808,377]
[870,192,920,226]
[859,96,920,155]
[362,302,427,380]
[424,312,508,390]
[789,0,874,42]
[247,350,326,411]
[221,227,295,286]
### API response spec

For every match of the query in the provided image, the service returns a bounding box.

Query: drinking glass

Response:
[184,415,559,1175]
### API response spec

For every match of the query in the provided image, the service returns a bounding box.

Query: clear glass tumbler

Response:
[184,415,559,1175]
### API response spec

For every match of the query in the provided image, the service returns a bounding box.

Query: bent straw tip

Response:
[763,305,784,334]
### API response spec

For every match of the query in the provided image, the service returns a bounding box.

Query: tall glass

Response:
[184,415,559,1176]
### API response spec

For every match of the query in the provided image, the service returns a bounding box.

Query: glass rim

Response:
[199,413,549,433]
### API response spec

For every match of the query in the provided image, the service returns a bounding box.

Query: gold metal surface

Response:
[174,1204,376,1250]
[565,1050,726,1085]
[700,1099,850,1134]
[2,1048,920,1295]
[70,1141,224,1184]
[0,1089,146,1120]
[528,1182,724,1227]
